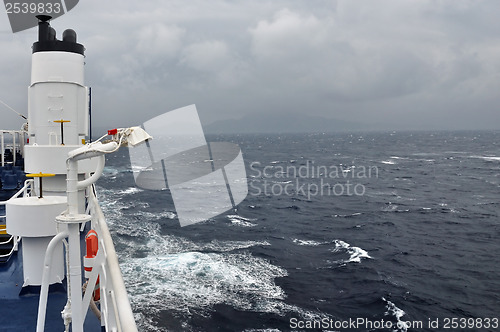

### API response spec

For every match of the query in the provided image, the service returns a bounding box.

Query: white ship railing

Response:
[1,130,26,166]
[35,182,137,331]
[0,179,34,258]
[85,185,138,332]
[0,179,35,214]
[36,134,144,332]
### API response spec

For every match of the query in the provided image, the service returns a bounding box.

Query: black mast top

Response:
[32,15,85,55]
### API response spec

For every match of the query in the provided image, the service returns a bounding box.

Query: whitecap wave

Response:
[382,203,410,213]
[292,239,325,246]
[383,297,407,332]
[331,240,372,263]
[121,251,288,315]
[227,215,258,227]
[121,227,271,257]
[102,166,119,178]
[333,212,362,218]
[471,155,500,162]
[271,180,292,184]
[102,165,133,178]
[117,187,143,195]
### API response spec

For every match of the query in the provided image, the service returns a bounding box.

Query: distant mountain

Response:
[204,112,368,134]
[91,112,369,139]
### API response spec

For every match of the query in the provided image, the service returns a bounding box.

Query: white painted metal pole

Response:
[67,159,79,216]
[77,155,105,190]
[12,132,16,165]
[36,230,69,332]
[1,133,4,166]
[68,222,84,332]
[66,158,84,332]
[20,131,25,159]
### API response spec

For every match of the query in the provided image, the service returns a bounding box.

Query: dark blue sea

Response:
[96,131,500,332]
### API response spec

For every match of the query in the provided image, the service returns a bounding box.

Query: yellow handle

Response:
[26,172,56,178]
[53,119,71,123]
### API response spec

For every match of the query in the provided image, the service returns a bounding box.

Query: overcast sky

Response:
[1,0,500,132]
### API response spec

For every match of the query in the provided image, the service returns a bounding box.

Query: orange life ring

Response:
[85,230,98,257]
[84,229,100,301]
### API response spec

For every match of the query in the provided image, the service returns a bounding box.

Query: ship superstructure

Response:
[1,16,140,331]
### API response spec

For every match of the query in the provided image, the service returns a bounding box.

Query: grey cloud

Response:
[1,0,500,132]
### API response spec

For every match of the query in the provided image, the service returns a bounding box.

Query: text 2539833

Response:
[5,2,62,15]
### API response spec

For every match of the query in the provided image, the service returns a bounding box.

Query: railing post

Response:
[53,158,91,332]
[36,230,69,332]
[11,132,16,166]
[88,189,138,332]
[1,132,4,167]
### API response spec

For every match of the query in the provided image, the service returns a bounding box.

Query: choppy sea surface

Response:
[96,131,500,332]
